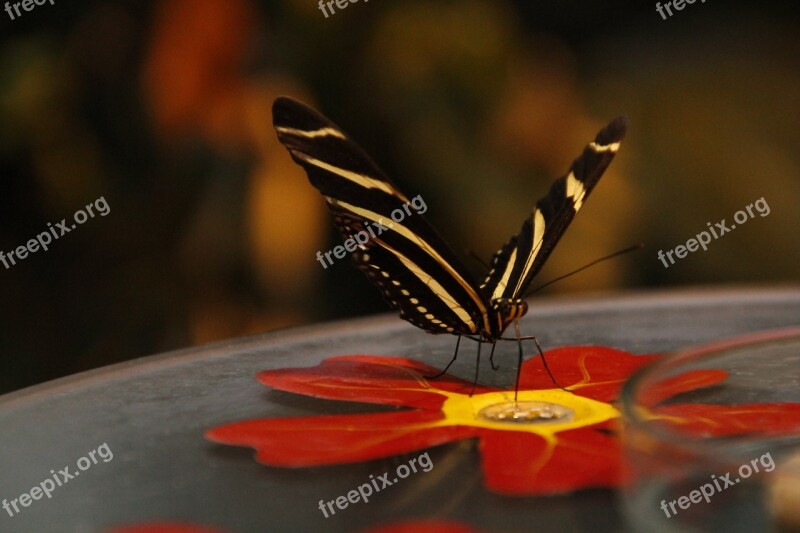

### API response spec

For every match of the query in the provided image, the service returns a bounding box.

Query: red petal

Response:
[652,402,800,438]
[519,346,660,402]
[259,356,497,410]
[479,422,621,495]
[206,410,478,466]
[637,369,729,405]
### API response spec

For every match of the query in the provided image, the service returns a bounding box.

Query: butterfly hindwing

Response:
[322,203,483,335]
[272,96,490,336]
[481,117,628,302]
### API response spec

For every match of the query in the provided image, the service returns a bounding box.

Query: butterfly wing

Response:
[480,116,628,302]
[272,96,491,336]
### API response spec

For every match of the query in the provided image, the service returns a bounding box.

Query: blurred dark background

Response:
[1,0,798,394]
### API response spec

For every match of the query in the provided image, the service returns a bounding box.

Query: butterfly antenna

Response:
[525,243,644,298]
[465,248,491,270]
[425,335,461,380]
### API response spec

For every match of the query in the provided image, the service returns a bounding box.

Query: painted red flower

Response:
[206,346,800,495]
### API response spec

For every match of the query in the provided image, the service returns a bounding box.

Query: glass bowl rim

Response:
[620,326,800,460]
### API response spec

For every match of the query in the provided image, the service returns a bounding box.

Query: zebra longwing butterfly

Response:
[273,96,627,381]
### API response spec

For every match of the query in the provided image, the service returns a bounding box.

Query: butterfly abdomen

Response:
[487,298,530,339]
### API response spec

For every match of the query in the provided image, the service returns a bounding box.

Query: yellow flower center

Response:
[438,389,619,438]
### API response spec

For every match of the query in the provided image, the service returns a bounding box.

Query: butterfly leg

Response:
[514,321,524,402]
[469,341,482,397]
[488,341,499,370]
[530,333,568,392]
[424,334,461,380]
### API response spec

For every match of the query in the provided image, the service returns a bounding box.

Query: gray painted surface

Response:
[0,287,799,533]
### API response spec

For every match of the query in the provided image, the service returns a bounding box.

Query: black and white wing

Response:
[272,96,491,336]
[480,117,628,302]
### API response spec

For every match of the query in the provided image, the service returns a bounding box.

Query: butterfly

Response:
[272,96,627,391]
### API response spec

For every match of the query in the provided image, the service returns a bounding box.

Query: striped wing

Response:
[272,96,491,336]
[481,117,628,301]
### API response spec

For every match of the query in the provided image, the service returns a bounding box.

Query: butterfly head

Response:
[490,298,529,336]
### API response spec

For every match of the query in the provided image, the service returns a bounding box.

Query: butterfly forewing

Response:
[272,96,627,341]
[272,96,489,336]
[480,116,628,302]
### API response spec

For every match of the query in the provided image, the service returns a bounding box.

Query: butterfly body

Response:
[272,97,627,351]
[487,298,529,340]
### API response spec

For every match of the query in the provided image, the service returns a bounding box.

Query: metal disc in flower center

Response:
[478,401,575,424]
